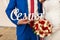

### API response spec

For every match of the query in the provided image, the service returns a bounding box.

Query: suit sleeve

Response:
[5,0,18,25]
[38,2,43,13]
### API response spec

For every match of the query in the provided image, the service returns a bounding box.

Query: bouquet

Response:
[33,18,52,38]
[30,15,53,38]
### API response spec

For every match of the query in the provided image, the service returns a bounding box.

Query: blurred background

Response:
[0,0,16,40]
[0,27,16,40]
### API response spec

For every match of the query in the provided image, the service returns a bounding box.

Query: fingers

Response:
[17,19,29,25]
[22,21,30,24]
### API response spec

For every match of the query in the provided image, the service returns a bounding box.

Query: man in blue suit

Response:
[6,0,42,40]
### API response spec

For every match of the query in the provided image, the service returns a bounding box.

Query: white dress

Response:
[43,0,60,40]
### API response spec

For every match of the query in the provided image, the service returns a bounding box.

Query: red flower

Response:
[30,21,34,28]
[35,24,38,30]
[49,24,51,27]
[39,20,45,25]
[42,26,48,30]
[40,31,44,34]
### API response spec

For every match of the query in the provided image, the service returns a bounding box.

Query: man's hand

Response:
[17,19,29,25]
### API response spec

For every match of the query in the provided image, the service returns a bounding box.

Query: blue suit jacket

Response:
[6,0,42,36]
